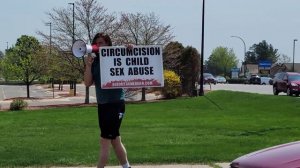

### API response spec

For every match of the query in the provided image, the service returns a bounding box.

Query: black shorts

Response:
[97,101,125,139]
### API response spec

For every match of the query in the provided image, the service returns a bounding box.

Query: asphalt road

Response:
[206,83,274,95]
[0,84,54,100]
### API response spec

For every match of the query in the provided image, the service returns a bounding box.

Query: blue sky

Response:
[1,0,300,63]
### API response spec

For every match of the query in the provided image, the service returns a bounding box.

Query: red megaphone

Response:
[71,39,99,57]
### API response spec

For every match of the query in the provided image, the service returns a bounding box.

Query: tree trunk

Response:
[85,86,90,104]
[61,81,63,90]
[58,80,61,90]
[70,81,73,89]
[74,81,77,96]
[141,88,146,101]
[26,83,30,98]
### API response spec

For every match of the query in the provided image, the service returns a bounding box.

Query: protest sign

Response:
[99,45,164,89]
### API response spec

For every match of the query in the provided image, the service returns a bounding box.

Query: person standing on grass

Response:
[84,32,131,168]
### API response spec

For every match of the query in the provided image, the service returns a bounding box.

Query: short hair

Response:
[92,33,112,46]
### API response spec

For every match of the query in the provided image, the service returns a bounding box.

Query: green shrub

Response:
[162,70,182,99]
[10,99,28,111]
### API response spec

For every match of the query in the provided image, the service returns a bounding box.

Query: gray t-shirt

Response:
[91,57,125,104]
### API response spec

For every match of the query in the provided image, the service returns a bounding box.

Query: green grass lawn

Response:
[0,90,300,167]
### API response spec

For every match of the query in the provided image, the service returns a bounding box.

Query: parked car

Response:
[230,141,300,168]
[215,76,227,83]
[260,76,272,85]
[248,74,261,84]
[269,78,274,85]
[202,73,217,85]
[272,72,300,96]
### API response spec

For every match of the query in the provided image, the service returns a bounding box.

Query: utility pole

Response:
[199,0,205,96]
[293,39,297,72]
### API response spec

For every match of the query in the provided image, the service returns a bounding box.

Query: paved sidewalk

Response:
[53,165,208,168]
[0,85,163,111]
[0,93,163,111]
[52,162,230,168]
[109,163,230,167]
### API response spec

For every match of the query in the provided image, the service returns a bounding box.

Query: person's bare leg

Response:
[111,136,129,166]
[97,137,111,168]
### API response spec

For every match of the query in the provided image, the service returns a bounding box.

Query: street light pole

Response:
[199,0,205,96]
[231,36,246,61]
[231,35,246,75]
[68,2,77,96]
[68,3,75,43]
[293,39,297,72]
[46,22,54,98]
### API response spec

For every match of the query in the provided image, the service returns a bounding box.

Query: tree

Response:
[45,47,82,90]
[0,51,4,59]
[1,48,15,81]
[116,12,174,101]
[37,0,118,103]
[245,40,280,64]
[206,46,238,76]
[180,46,200,96]
[277,54,291,63]
[1,35,47,98]
[163,41,185,75]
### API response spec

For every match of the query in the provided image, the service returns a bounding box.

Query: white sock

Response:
[122,162,130,168]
